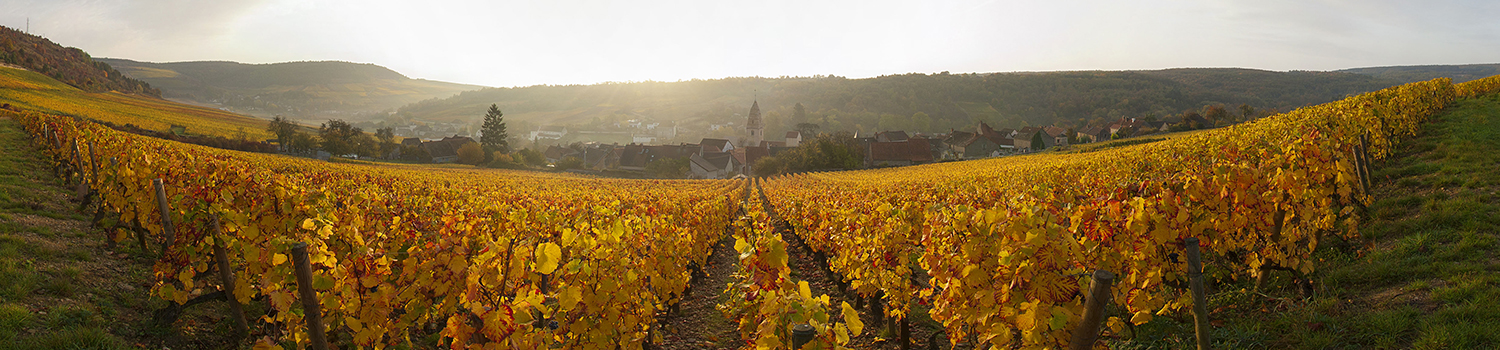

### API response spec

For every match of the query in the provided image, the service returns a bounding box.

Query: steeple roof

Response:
[747,100,763,129]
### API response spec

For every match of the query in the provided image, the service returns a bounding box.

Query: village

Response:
[399,101,1201,178]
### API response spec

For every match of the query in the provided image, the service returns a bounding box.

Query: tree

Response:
[517,148,546,167]
[1030,131,1046,150]
[480,104,509,153]
[793,102,807,123]
[375,127,397,158]
[456,141,484,165]
[267,116,299,146]
[795,123,821,138]
[555,156,585,171]
[911,112,931,133]
[752,131,865,175]
[319,119,363,157]
[1238,104,1255,122]
[1203,105,1228,127]
[400,144,431,163]
[286,132,321,156]
[352,133,380,158]
[646,157,690,178]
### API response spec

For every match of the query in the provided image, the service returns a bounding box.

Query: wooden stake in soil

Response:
[1185,237,1212,350]
[210,215,249,340]
[153,178,175,256]
[1068,269,1114,350]
[1358,135,1373,194]
[89,141,99,186]
[73,140,89,197]
[290,243,330,350]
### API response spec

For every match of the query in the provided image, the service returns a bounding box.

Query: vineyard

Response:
[1,66,272,140]
[6,73,1500,349]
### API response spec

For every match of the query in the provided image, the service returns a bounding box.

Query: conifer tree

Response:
[480,104,509,153]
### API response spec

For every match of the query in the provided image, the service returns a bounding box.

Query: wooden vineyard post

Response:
[1352,143,1368,197]
[1358,135,1373,194]
[73,140,88,198]
[1185,237,1211,350]
[153,178,175,256]
[210,215,249,340]
[290,243,330,350]
[1069,269,1114,350]
[89,141,99,187]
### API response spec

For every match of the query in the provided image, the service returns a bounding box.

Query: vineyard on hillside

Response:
[1,66,272,140]
[8,74,1500,349]
[761,75,1500,348]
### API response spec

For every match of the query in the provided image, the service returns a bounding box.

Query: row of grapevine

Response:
[716,178,861,349]
[12,108,741,349]
[762,77,1471,348]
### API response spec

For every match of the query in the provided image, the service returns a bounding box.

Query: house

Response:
[1015,127,1052,151]
[1145,121,1169,134]
[423,136,474,163]
[1077,126,1108,143]
[543,145,580,163]
[875,131,910,143]
[689,152,738,179]
[1109,118,1145,138]
[633,134,658,144]
[785,131,803,147]
[944,130,1002,159]
[530,125,568,140]
[700,138,734,153]
[617,143,699,171]
[869,137,935,167]
[738,146,770,173]
[1044,126,1070,147]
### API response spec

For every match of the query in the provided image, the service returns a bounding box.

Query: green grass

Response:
[1116,93,1500,349]
[0,117,134,349]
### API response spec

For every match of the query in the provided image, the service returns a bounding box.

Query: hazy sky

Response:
[3,0,1498,87]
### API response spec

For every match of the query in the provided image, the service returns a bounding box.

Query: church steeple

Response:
[746,100,763,146]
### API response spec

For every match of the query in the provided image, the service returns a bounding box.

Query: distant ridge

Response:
[0,25,159,96]
[1338,63,1500,84]
[98,58,485,119]
[386,68,1401,136]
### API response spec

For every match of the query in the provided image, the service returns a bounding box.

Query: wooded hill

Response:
[0,25,159,97]
[97,58,484,119]
[1338,63,1500,84]
[389,68,1403,136]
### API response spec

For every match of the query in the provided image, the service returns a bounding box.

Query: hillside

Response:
[0,26,158,97]
[96,58,484,119]
[1340,63,1500,84]
[388,68,1400,138]
[0,66,272,140]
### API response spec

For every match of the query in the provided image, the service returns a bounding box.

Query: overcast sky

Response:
[3,0,1498,87]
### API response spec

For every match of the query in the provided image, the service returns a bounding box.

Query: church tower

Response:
[746,100,764,147]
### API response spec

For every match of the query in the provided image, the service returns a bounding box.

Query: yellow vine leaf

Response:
[535,242,562,274]
[842,301,863,336]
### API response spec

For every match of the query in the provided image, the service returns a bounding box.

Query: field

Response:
[0,67,273,140]
[2,72,1499,349]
